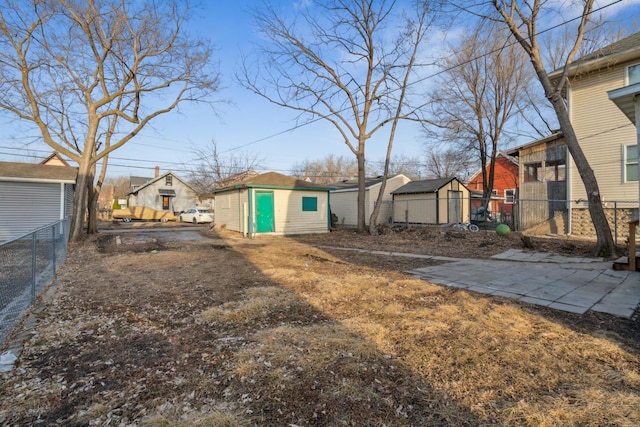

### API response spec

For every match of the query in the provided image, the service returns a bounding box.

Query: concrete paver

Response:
[406,250,640,319]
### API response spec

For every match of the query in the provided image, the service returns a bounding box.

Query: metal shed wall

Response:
[0,181,62,240]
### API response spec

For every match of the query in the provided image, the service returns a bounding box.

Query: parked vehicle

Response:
[179,208,214,224]
[112,206,176,222]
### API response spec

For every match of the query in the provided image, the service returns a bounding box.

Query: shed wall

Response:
[0,181,63,240]
[214,189,247,234]
[252,189,329,235]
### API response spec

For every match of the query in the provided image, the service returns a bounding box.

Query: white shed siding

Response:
[570,62,639,201]
[330,191,359,227]
[214,190,246,233]
[393,193,437,223]
[268,189,329,235]
[0,181,62,240]
[330,175,412,227]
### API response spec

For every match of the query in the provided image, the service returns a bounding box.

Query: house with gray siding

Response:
[0,161,76,241]
[213,172,332,237]
[127,172,197,214]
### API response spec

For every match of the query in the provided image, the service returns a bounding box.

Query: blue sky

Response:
[1,0,639,179]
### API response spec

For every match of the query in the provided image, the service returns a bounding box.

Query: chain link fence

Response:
[0,218,71,346]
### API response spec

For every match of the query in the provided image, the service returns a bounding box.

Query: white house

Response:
[213,172,332,237]
[329,174,411,227]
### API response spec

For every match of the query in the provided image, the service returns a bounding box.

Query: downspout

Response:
[436,190,440,224]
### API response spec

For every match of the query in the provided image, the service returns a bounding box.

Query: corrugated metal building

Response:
[0,161,76,241]
[213,172,333,237]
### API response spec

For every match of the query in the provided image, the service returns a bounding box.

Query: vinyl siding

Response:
[570,62,639,201]
[0,181,62,240]
[330,191,359,227]
[214,189,246,234]
[330,175,412,226]
[260,189,329,235]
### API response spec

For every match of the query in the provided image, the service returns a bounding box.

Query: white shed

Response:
[392,177,471,225]
[329,174,411,227]
[213,172,332,237]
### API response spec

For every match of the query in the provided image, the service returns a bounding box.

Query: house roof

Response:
[392,177,461,195]
[129,176,152,188]
[0,161,77,183]
[328,174,408,192]
[128,171,194,195]
[506,131,565,157]
[213,171,333,193]
[40,151,71,167]
[549,31,640,79]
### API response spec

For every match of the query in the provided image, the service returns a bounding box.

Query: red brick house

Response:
[466,152,519,220]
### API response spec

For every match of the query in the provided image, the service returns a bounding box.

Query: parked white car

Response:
[179,208,214,224]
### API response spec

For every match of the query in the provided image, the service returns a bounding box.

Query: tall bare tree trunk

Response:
[356,148,367,233]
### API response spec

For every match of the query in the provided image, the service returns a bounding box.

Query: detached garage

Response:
[392,177,470,225]
[0,161,76,241]
[213,172,333,237]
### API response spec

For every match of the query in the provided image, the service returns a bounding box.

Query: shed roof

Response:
[213,172,333,193]
[0,161,77,183]
[392,177,461,195]
[328,174,409,191]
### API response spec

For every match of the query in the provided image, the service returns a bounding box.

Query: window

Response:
[166,175,173,186]
[545,159,566,181]
[491,189,498,196]
[628,63,640,85]
[505,189,516,204]
[302,196,318,211]
[524,162,542,182]
[624,144,638,182]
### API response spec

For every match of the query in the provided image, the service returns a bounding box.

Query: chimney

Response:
[155,166,159,178]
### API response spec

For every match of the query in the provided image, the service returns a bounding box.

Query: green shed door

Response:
[255,191,274,233]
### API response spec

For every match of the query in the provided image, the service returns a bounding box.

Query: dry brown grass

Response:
[0,229,638,426]
[233,238,640,426]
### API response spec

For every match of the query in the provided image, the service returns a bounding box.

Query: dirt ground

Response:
[0,223,638,426]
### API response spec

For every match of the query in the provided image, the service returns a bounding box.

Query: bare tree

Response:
[103,176,130,202]
[240,0,437,233]
[484,0,615,256]
[425,146,476,181]
[188,140,264,194]
[0,0,220,240]
[368,154,424,180]
[425,22,536,202]
[291,154,358,185]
